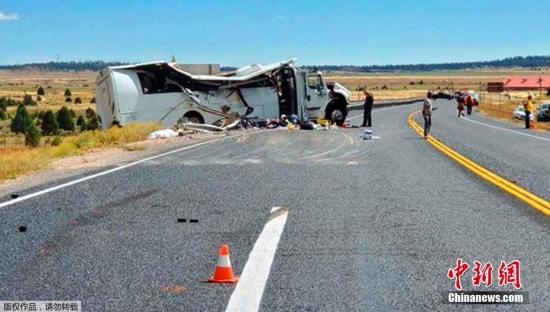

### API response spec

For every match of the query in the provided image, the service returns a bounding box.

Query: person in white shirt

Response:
[422,92,433,138]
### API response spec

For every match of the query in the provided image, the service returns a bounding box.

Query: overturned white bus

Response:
[95,59,352,129]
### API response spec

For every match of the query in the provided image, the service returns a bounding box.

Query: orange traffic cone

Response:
[208,244,239,283]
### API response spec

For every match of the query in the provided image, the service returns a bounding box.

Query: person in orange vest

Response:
[524,94,534,129]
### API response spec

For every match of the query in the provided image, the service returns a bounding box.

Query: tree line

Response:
[0,61,129,72]
[304,56,550,73]
[2,55,550,73]
[6,104,100,147]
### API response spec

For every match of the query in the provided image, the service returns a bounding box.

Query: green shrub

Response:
[76,115,85,126]
[88,113,99,130]
[10,104,32,134]
[65,97,72,103]
[64,88,72,97]
[23,94,37,106]
[57,106,75,131]
[85,107,95,118]
[74,97,82,104]
[25,122,41,147]
[37,86,45,96]
[41,110,59,135]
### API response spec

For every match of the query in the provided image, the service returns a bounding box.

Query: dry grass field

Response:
[0,123,162,182]
[0,70,96,114]
[0,70,163,182]
[326,68,549,101]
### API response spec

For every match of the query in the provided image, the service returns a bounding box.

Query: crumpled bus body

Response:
[95,59,351,129]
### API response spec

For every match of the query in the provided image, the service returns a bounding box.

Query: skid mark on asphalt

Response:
[225,206,288,312]
[31,188,160,259]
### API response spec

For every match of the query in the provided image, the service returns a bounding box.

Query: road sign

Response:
[487,82,504,93]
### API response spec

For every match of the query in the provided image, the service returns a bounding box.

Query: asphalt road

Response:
[1,101,549,311]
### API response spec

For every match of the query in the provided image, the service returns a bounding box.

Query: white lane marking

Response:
[463,117,550,142]
[225,206,289,312]
[0,133,249,209]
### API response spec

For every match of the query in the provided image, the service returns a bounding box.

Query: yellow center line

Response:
[408,111,550,217]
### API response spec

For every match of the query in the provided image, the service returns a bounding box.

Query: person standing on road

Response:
[466,94,474,116]
[524,94,534,129]
[457,93,465,117]
[422,92,433,138]
[361,90,374,127]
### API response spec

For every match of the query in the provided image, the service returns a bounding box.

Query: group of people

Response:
[360,89,433,138]
[360,88,536,142]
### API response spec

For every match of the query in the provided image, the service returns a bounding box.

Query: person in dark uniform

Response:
[362,90,374,127]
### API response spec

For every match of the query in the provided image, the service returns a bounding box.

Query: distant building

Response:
[503,76,550,91]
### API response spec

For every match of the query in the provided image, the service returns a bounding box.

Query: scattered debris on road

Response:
[148,129,179,140]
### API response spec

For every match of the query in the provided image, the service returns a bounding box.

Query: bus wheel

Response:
[326,102,346,126]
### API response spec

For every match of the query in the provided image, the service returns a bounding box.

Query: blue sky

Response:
[1,0,549,66]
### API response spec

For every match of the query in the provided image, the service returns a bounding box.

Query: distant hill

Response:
[1,55,550,72]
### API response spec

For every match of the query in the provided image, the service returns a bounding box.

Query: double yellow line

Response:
[408,111,550,217]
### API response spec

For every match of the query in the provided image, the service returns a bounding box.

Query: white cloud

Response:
[0,11,18,21]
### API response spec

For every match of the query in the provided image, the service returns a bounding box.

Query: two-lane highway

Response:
[1,102,549,311]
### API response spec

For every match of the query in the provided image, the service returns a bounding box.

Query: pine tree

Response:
[41,110,59,135]
[10,104,32,134]
[90,97,96,104]
[74,97,82,104]
[65,97,72,103]
[37,86,45,96]
[64,88,72,97]
[25,122,41,147]
[57,106,75,131]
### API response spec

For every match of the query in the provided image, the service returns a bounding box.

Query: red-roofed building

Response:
[503,76,550,91]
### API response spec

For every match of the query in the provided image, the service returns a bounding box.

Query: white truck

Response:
[95,59,351,129]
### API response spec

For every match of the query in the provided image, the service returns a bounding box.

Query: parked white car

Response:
[513,105,534,120]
